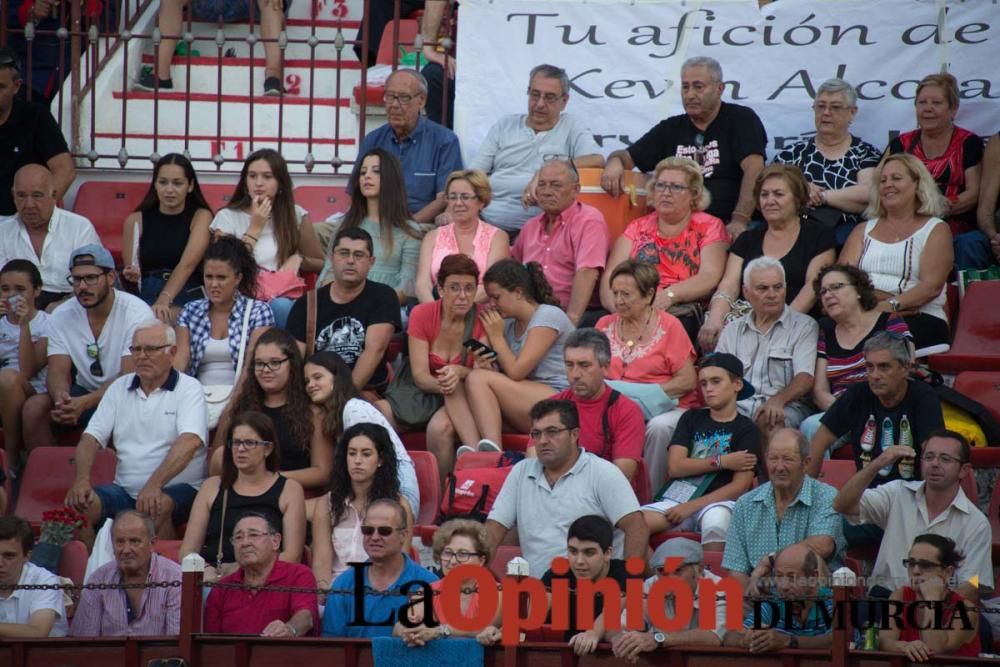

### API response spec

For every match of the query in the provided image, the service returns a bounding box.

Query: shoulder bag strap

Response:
[233,298,255,378]
[601,390,621,459]
[215,488,229,571]
[306,288,318,358]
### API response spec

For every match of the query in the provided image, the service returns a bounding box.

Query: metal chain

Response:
[0,580,181,591]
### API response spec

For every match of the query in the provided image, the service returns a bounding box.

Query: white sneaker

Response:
[456,445,476,459]
[477,438,502,452]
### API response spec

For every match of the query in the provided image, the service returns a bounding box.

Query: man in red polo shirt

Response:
[204,513,318,636]
[545,328,644,481]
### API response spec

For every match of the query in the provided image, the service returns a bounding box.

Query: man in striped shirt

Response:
[71,510,181,636]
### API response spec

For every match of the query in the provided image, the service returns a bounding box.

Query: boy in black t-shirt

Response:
[540,515,641,654]
[641,353,760,548]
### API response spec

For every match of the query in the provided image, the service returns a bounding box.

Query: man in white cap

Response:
[611,538,731,662]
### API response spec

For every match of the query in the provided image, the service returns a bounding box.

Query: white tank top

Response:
[197,337,237,386]
[857,217,947,323]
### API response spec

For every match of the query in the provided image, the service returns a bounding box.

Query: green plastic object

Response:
[175,43,201,57]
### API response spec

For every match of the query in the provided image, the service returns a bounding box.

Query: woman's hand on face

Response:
[251,195,273,222]
[479,308,505,341]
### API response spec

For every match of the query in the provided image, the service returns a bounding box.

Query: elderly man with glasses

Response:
[23,244,153,448]
[470,64,603,241]
[322,498,437,638]
[205,512,318,636]
[357,69,463,226]
[65,318,207,548]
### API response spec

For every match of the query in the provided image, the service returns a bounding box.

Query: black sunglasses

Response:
[361,526,401,537]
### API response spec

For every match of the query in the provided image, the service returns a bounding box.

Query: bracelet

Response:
[158,291,174,304]
[243,233,258,242]
[711,292,735,307]
[286,623,298,637]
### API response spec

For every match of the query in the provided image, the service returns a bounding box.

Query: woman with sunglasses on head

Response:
[393,518,501,645]
[181,411,305,583]
[311,422,413,592]
[303,351,418,513]
[602,157,729,346]
[415,170,509,304]
[210,149,325,327]
[210,329,332,499]
[121,153,213,323]
[880,534,980,660]
[174,236,274,386]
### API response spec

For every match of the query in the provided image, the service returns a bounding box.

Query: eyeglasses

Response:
[445,193,478,202]
[361,525,402,537]
[67,271,109,287]
[333,248,370,261]
[444,283,477,295]
[86,342,104,377]
[230,530,274,545]
[253,357,289,372]
[920,452,965,465]
[527,89,565,105]
[529,426,571,440]
[902,558,942,570]
[813,103,850,114]
[441,548,482,563]
[652,181,691,195]
[129,344,171,357]
[819,282,849,296]
[227,438,273,450]
[383,92,421,106]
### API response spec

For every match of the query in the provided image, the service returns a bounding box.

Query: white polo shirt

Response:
[850,479,994,592]
[84,369,208,497]
[0,561,69,636]
[0,208,101,293]
[47,290,153,391]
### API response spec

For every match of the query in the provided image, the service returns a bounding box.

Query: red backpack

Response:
[438,451,524,522]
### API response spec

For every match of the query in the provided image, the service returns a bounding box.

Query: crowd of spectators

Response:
[0,43,998,660]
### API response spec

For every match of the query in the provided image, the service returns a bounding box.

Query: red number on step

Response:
[285,74,302,96]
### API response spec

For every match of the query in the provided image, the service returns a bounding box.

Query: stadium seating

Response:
[408,451,440,526]
[14,447,117,525]
[351,20,422,108]
[153,539,183,564]
[58,539,90,587]
[953,371,1000,424]
[818,460,856,491]
[200,183,238,212]
[454,452,502,471]
[292,185,349,223]
[488,544,523,580]
[0,449,11,513]
[632,459,652,505]
[929,281,1000,374]
[72,181,148,266]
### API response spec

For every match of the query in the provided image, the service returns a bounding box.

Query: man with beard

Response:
[23,244,151,444]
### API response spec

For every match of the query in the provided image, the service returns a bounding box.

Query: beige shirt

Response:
[851,480,993,593]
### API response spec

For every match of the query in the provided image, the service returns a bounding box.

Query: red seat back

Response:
[200,183,238,213]
[489,545,522,580]
[454,452,502,471]
[408,451,440,525]
[293,185,348,224]
[953,372,1000,425]
[15,447,117,525]
[58,539,89,587]
[72,181,148,266]
[631,459,652,505]
[818,459,857,491]
[376,19,420,66]
[930,281,1000,373]
[153,539,183,564]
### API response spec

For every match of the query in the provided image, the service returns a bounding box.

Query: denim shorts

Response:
[94,482,199,527]
[190,0,293,23]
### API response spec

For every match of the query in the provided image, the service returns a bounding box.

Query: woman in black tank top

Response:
[181,411,306,581]
[122,153,213,322]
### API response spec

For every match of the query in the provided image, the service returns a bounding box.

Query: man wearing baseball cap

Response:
[639,353,761,550]
[23,244,152,443]
[610,538,731,661]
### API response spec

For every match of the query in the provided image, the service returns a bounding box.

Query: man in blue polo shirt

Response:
[322,499,437,638]
[358,69,463,225]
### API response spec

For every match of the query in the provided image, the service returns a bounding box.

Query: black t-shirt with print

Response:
[670,408,761,496]
[541,559,638,640]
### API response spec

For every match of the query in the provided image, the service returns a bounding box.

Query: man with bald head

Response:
[0,164,99,309]
[723,428,843,594]
[358,69,463,225]
[724,542,834,652]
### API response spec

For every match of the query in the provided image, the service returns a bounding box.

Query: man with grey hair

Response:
[601,56,766,237]
[71,510,182,636]
[716,257,817,443]
[471,64,604,237]
[358,69,463,225]
[551,328,644,479]
[808,331,944,483]
[512,159,609,324]
[65,319,207,547]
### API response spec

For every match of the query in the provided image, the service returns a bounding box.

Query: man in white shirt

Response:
[0,516,68,637]
[21,244,152,446]
[0,164,100,310]
[65,320,208,547]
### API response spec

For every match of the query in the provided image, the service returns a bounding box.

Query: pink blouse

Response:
[429,220,501,285]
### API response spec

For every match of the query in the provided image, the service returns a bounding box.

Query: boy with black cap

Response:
[640,353,761,548]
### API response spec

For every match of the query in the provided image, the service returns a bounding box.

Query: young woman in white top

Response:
[839,154,953,356]
[0,260,49,469]
[209,149,325,327]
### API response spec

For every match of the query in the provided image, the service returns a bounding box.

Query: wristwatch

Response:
[439,624,451,638]
[666,289,676,301]
[653,631,667,648]
[888,296,901,312]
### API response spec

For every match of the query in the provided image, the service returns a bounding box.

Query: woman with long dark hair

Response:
[311,422,414,588]
[180,411,306,582]
[303,351,418,512]
[209,148,325,326]
[122,153,213,322]
[210,329,331,497]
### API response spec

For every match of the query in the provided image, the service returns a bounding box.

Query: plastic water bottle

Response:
[878,418,895,477]
[859,414,877,466]
[898,414,915,479]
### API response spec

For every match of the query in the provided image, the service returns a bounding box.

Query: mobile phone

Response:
[463,339,497,358]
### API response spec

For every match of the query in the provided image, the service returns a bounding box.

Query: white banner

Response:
[454,0,999,163]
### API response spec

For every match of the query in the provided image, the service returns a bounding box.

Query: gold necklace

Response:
[620,308,655,349]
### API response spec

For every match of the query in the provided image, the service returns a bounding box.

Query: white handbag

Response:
[203,298,254,429]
